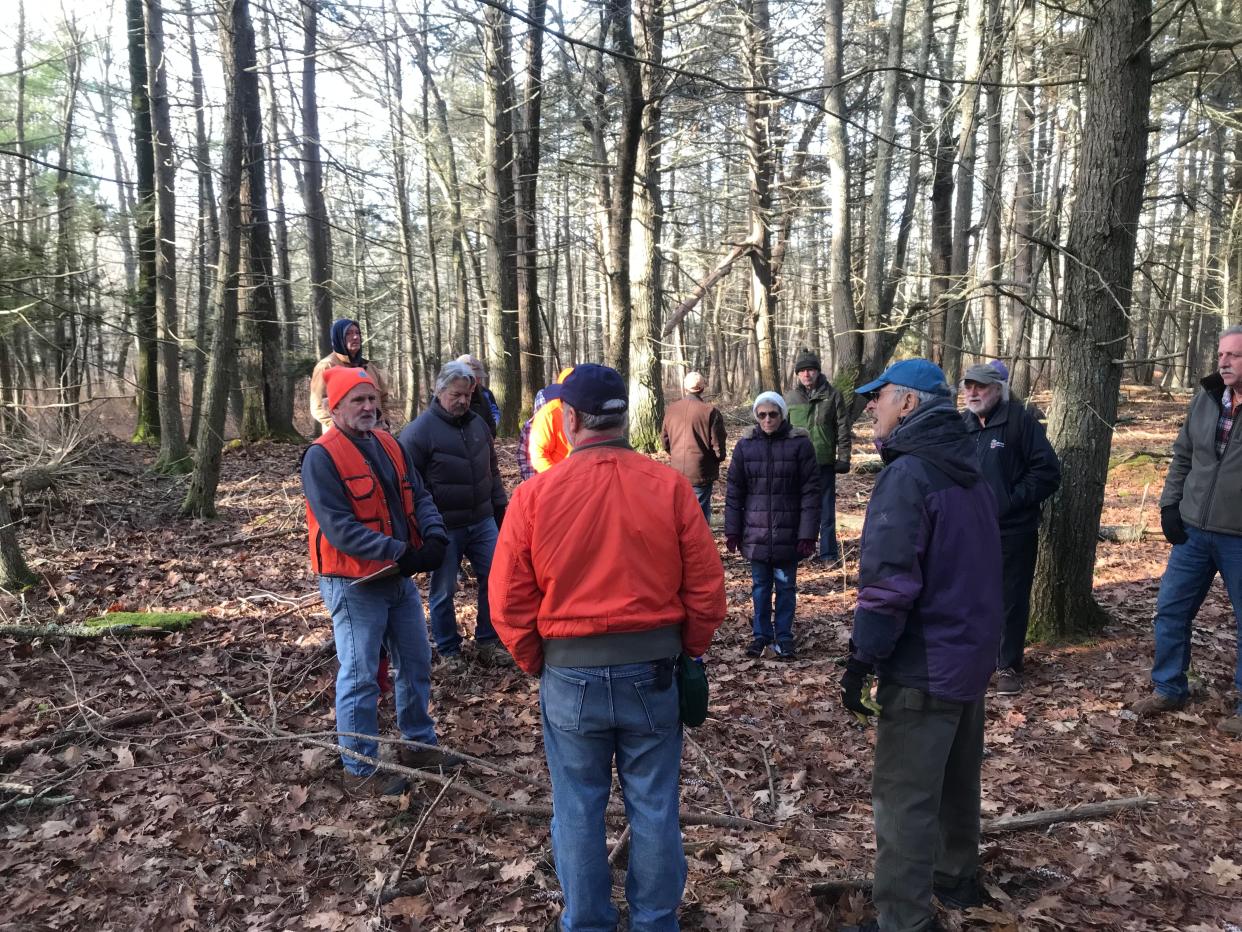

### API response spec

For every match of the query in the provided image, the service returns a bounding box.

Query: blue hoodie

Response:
[851,398,1003,703]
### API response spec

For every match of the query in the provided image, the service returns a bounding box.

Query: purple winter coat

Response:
[724,421,820,564]
[851,398,1003,703]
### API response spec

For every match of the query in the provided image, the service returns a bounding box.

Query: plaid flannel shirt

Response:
[1217,387,1234,459]
[516,387,549,481]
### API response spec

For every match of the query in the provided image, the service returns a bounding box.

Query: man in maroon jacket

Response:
[661,371,728,523]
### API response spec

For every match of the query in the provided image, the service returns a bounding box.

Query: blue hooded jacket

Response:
[852,397,1003,703]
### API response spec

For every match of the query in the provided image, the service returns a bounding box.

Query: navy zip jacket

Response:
[852,398,1003,703]
[962,398,1060,537]
[724,420,820,563]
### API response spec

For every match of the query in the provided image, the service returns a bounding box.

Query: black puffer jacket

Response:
[724,421,821,563]
[398,400,507,530]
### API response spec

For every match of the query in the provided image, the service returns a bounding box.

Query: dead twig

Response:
[685,733,737,817]
[374,770,457,911]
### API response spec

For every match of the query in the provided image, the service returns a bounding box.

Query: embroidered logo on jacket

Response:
[990,439,1005,449]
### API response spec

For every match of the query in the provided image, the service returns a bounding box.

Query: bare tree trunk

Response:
[301,0,333,357]
[144,0,190,471]
[53,22,83,433]
[1009,0,1036,381]
[743,0,780,392]
[0,465,36,589]
[628,0,665,451]
[185,0,218,444]
[482,1,521,435]
[184,0,248,517]
[824,0,860,386]
[1029,0,1152,640]
[978,0,1004,359]
[599,0,645,382]
[514,0,547,415]
[127,0,160,444]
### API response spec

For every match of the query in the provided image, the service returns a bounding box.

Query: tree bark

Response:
[1029,0,1153,641]
[53,24,83,434]
[0,463,36,589]
[301,0,333,357]
[627,0,665,451]
[182,0,248,517]
[482,1,521,435]
[126,0,160,445]
[143,0,191,472]
[824,0,860,388]
[515,0,547,415]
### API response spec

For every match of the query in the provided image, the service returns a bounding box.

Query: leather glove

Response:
[398,537,448,575]
[840,657,876,719]
[1160,505,1188,546]
[796,539,815,558]
[725,535,739,553]
[493,505,506,530]
[833,461,850,474]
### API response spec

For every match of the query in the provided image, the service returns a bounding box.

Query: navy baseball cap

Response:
[856,358,951,396]
[558,364,628,416]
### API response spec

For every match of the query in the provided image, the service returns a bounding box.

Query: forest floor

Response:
[1,384,1241,931]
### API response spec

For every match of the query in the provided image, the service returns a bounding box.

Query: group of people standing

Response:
[298,313,1242,932]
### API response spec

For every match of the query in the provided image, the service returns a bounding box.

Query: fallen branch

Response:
[0,623,175,641]
[1098,524,1157,543]
[981,795,1156,834]
[0,681,270,770]
[809,796,1157,896]
[374,771,457,911]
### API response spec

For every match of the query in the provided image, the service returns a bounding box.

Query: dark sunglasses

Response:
[756,411,782,420]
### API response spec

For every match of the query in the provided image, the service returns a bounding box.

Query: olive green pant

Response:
[871,683,984,932]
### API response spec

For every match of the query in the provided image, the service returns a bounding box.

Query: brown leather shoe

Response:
[996,669,1022,696]
[1130,692,1187,717]
[340,770,407,798]
[398,746,464,770]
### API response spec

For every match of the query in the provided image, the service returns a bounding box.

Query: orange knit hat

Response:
[323,367,377,412]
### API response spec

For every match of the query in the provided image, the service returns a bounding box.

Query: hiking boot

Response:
[996,668,1022,696]
[439,652,467,672]
[476,640,514,667]
[772,640,797,662]
[1131,692,1187,717]
[340,770,407,798]
[1218,715,1242,738]
[398,746,464,770]
[744,638,767,658]
[934,875,983,910]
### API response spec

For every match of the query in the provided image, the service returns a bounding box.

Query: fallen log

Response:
[1098,524,1156,542]
[0,623,175,641]
[809,796,1156,896]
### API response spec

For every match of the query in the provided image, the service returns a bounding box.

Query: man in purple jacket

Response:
[840,358,1003,932]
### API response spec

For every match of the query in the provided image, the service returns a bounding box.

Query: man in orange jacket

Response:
[490,364,726,931]
[527,366,576,473]
[301,367,457,796]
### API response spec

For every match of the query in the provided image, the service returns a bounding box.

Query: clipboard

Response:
[350,563,401,586]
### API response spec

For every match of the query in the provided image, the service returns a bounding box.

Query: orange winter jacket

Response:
[489,439,726,674]
[528,366,576,473]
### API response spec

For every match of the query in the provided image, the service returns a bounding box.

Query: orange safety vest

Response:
[306,428,422,577]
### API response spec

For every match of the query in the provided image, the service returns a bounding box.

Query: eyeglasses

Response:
[756,411,782,420]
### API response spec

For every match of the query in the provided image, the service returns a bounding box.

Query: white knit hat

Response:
[752,391,787,419]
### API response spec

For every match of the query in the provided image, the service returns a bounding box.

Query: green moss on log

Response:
[83,611,201,631]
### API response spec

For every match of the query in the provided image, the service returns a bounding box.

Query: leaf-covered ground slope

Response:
[1,385,1240,931]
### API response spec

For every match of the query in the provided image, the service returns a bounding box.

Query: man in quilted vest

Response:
[301,366,457,796]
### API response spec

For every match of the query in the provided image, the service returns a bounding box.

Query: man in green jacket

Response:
[1132,325,1242,737]
[784,349,851,564]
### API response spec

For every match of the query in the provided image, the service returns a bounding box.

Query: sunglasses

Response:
[756,411,782,420]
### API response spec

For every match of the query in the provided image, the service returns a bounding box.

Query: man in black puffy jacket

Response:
[960,362,1060,695]
[399,361,509,666]
[724,391,820,660]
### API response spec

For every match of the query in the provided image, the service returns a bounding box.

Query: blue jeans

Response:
[751,561,797,645]
[1151,526,1242,714]
[818,465,839,560]
[691,483,713,525]
[541,662,686,932]
[429,517,500,656]
[319,575,439,776]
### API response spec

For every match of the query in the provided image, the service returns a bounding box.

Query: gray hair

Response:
[1221,324,1242,341]
[891,383,948,405]
[435,360,476,393]
[566,404,627,433]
